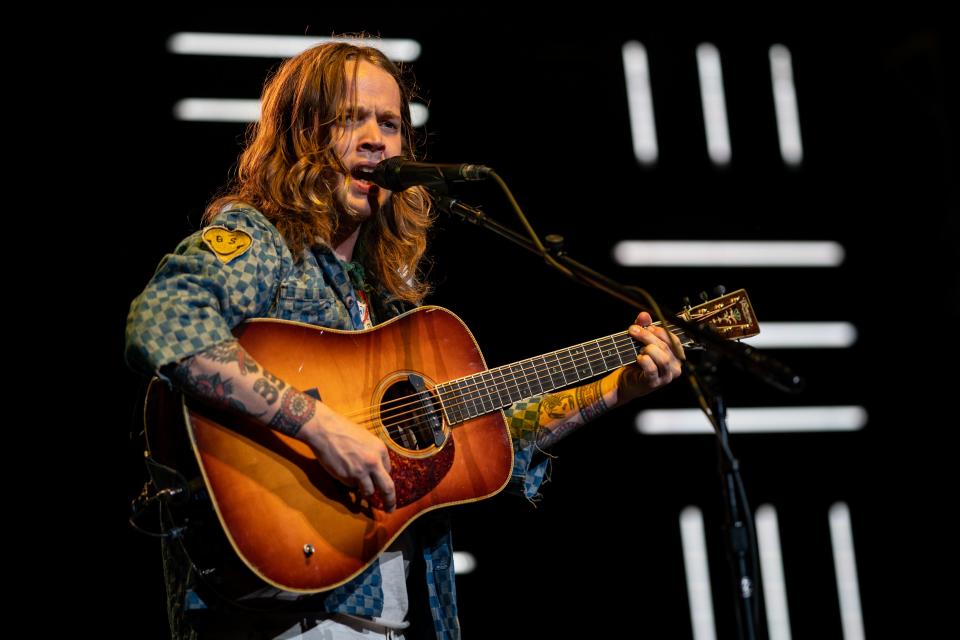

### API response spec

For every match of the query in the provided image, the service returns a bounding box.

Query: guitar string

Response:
[339,320,686,421]
[342,327,692,434]
[372,335,698,438]
[350,332,698,439]
[342,328,662,422]
[374,342,648,441]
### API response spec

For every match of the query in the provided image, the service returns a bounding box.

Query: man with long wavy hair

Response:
[127,40,683,639]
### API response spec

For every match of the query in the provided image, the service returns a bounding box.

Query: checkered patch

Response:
[322,562,384,616]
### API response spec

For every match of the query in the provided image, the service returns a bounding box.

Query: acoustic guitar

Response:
[145,289,758,595]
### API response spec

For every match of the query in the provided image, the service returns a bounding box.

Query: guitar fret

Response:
[467,377,484,416]
[495,369,512,406]
[570,345,594,379]
[438,383,463,425]
[582,342,595,369]
[457,379,478,418]
[453,380,470,420]
[547,352,569,388]
[470,371,493,413]
[582,344,594,373]
[532,355,554,394]
[525,358,545,395]
[497,365,518,403]
[441,381,464,424]
[475,373,495,413]
[498,365,512,401]
[557,348,577,383]
[599,336,622,370]
[510,363,532,399]
[619,334,639,364]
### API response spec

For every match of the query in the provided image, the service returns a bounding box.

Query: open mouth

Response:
[351,165,376,186]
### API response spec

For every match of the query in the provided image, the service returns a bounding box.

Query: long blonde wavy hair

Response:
[206,41,432,305]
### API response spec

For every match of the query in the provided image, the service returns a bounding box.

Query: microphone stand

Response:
[433,192,802,391]
[686,349,764,640]
[433,190,795,640]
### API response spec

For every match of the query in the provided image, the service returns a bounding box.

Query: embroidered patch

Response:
[356,289,373,329]
[201,226,252,264]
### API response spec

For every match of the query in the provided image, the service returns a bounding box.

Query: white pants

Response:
[274,614,407,640]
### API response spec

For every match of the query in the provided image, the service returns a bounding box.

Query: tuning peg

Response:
[699,291,709,303]
[713,285,726,297]
[544,234,565,252]
[682,296,692,310]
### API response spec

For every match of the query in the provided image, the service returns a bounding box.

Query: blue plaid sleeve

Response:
[125,207,292,377]
[504,395,551,501]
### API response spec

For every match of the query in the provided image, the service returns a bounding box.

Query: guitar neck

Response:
[436,320,691,426]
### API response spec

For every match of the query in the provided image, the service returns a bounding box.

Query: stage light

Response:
[613,240,845,267]
[167,32,421,61]
[696,43,731,166]
[622,41,658,166]
[637,406,868,434]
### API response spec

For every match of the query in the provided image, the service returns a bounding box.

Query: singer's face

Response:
[331,60,403,221]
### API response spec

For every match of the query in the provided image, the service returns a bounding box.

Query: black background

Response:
[67,10,956,639]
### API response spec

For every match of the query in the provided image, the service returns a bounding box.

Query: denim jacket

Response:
[126,206,549,639]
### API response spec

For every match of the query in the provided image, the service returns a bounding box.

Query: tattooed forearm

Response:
[166,345,315,438]
[540,391,577,420]
[252,369,287,404]
[167,365,252,415]
[535,381,611,448]
[576,380,609,423]
[268,388,317,437]
[262,370,286,389]
[536,420,579,448]
[202,341,260,375]
[253,377,280,404]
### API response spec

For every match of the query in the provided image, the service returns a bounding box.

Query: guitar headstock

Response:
[678,289,759,345]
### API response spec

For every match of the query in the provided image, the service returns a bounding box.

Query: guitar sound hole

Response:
[380,379,444,451]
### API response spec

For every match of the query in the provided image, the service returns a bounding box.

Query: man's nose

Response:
[358,120,385,152]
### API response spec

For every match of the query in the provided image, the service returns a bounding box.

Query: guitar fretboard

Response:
[435,322,688,425]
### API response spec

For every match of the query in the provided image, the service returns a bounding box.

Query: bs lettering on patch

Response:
[201,226,253,264]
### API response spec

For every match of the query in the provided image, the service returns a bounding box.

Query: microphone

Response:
[369,157,492,191]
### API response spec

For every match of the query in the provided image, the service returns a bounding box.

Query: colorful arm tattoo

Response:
[167,366,252,416]
[576,380,609,423]
[535,420,580,449]
[267,388,316,437]
[535,380,610,448]
[167,342,311,437]
[252,370,286,405]
[202,341,260,375]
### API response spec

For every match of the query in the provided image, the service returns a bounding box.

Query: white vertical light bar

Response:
[622,41,658,165]
[769,45,803,166]
[680,507,717,640]
[756,505,792,640]
[696,43,731,165]
[829,503,865,640]
[409,102,430,128]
